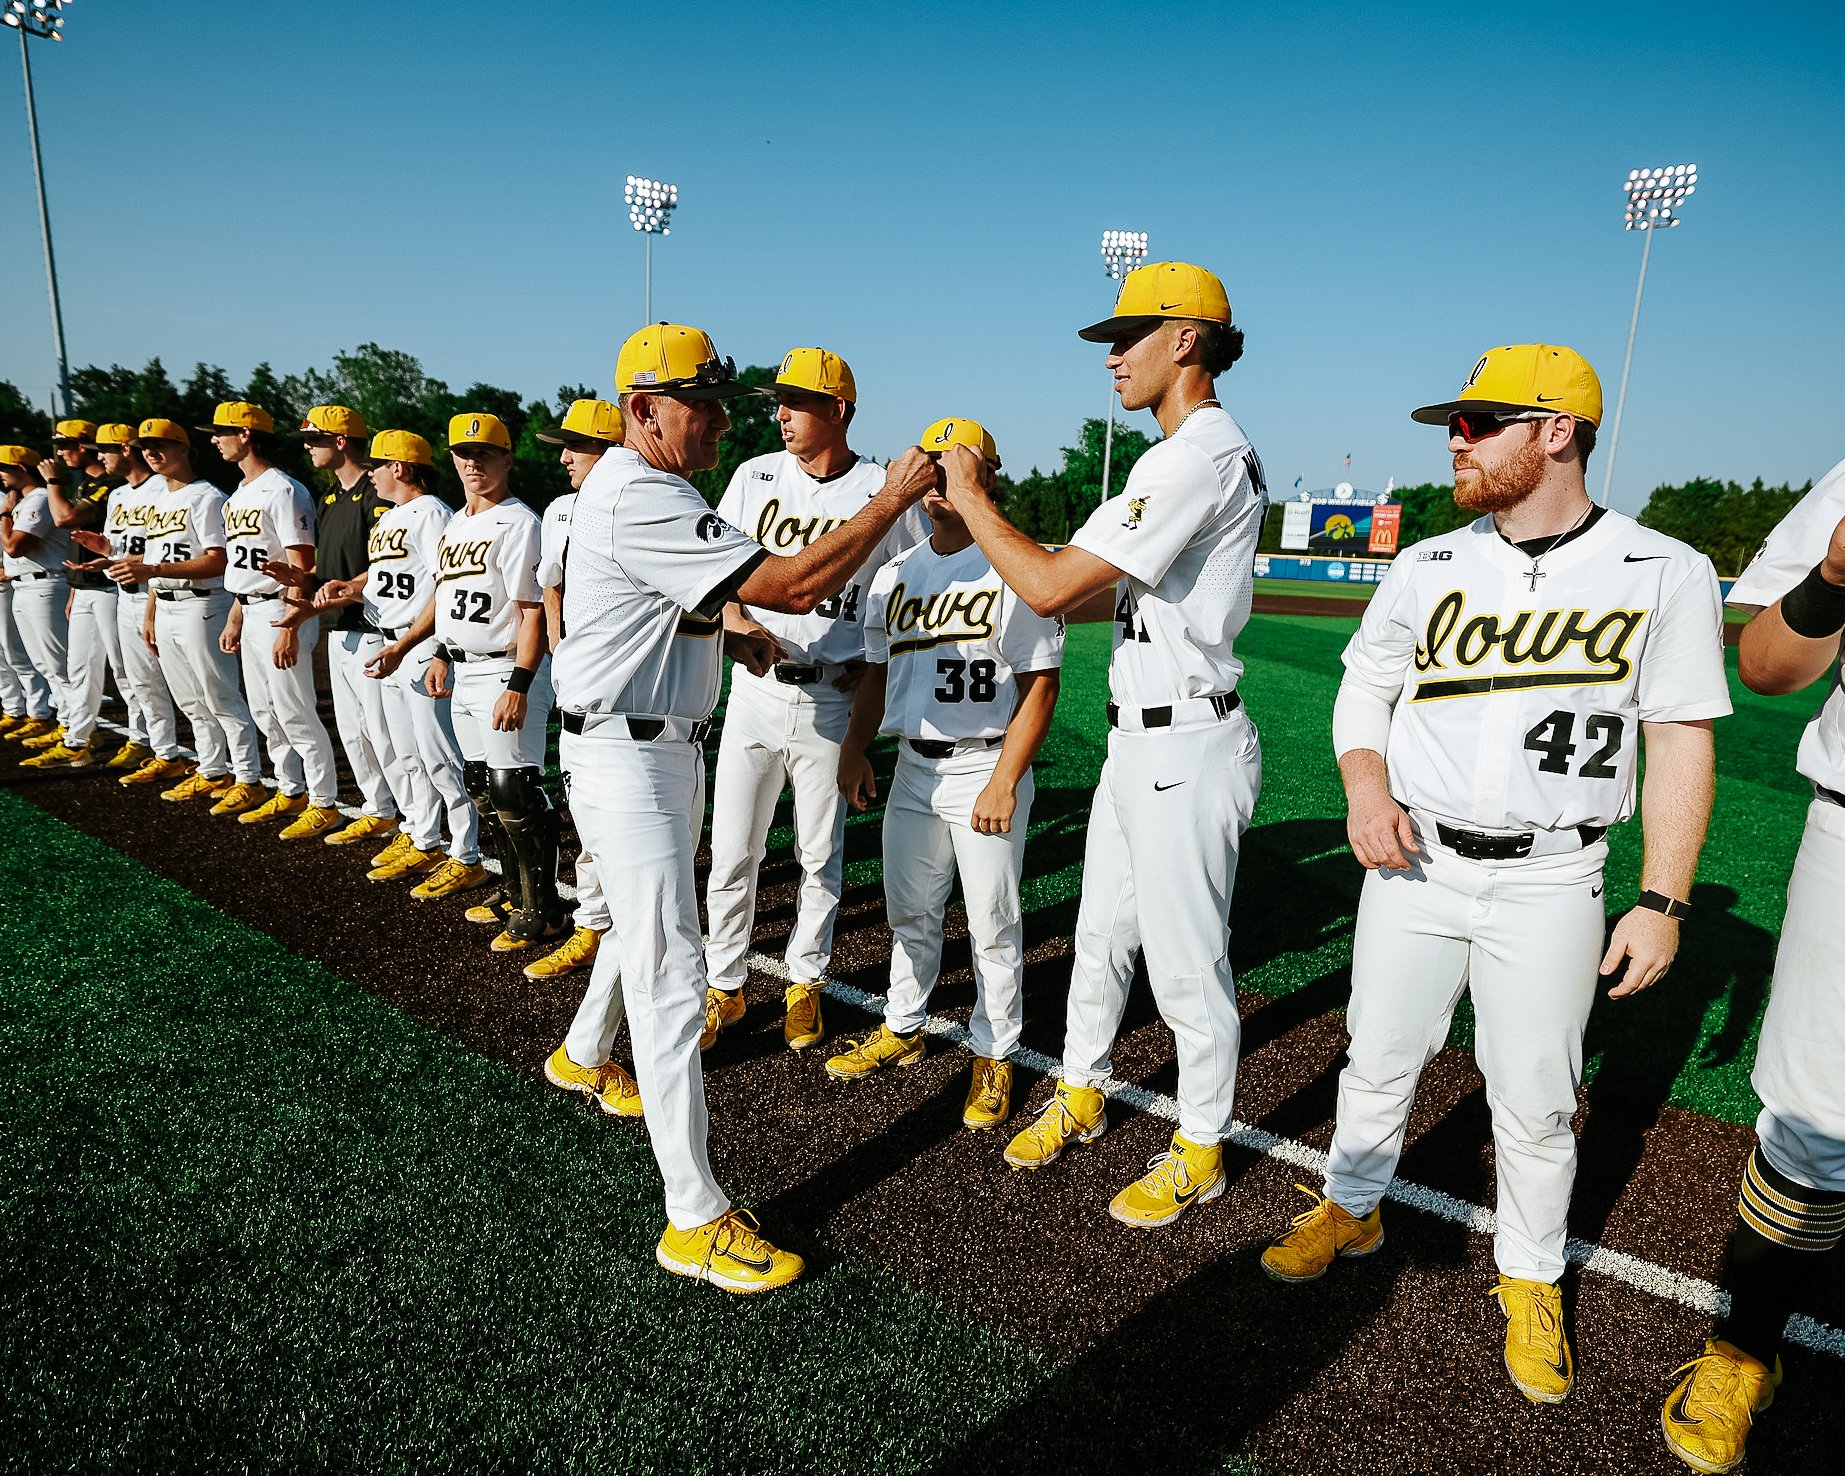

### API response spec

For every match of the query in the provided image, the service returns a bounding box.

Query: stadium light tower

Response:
[6,0,74,415]
[1099,229,1149,502]
[1600,162,1699,506]
[625,175,678,322]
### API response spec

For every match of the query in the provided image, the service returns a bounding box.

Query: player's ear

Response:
[1543,414,1577,457]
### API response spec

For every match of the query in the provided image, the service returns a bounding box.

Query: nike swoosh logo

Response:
[1172,1181,1201,1205]
[722,1248,775,1274]
[1153,781,1186,792]
[1158,301,1183,310]
[1536,394,1562,403]
[1623,554,1668,563]
[1591,885,1603,897]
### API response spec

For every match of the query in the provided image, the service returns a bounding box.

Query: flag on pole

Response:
[1292,475,1302,489]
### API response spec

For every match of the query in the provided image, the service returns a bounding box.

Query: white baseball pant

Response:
[449,657,553,768]
[116,589,180,758]
[1061,709,1263,1144]
[8,576,73,727]
[0,592,21,717]
[379,640,480,862]
[153,590,262,783]
[0,583,51,718]
[561,726,728,1230]
[65,587,137,750]
[704,671,852,990]
[1321,831,1607,1284]
[1752,797,1845,1192]
[329,630,404,819]
[883,743,1032,1058]
[573,853,611,931]
[237,600,338,802]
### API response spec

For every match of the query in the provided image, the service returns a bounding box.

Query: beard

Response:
[1452,432,1547,513]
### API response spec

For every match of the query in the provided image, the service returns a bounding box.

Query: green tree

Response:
[1393,481,1475,548]
[690,365,781,504]
[0,381,52,449]
[1637,477,1809,576]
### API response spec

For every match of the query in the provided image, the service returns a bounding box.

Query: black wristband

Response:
[1780,562,1845,640]
[506,665,536,695]
[1636,889,1691,919]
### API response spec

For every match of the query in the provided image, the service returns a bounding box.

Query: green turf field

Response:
[1252,577,1375,600]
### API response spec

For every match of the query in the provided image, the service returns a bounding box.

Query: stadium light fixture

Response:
[1098,229,1149,503]
[1600,163,1699,506]
[625,175,679,322]
[7,0,74,414]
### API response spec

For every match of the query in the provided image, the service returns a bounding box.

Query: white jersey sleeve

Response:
[537,492,576,591]
[1634,559,1730,721]
[1071,438,1227,587]
[864,556,898,667]
[610,470,763,615]
[2,489,71,577]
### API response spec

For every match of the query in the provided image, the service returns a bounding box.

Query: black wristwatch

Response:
[1636,889,1691,919]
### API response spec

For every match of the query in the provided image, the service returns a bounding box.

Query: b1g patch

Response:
[696,514,727,544]
[1418,548,1453,562]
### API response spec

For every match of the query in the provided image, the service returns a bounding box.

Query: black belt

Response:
[773,662,826,686]
[12,571,52,582]
[560,709,712,745]
[1107,690,1241,729]
[119,583,145,595]
[446,648,509,662]
[155,589,209,602]
[1434,822,1608,861]
[907,735,1003,759]
[382,626,409,642]
[235,592,280,606]
[1817,785,1845,807]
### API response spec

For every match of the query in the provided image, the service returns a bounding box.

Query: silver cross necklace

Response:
[1516,503,1593,593]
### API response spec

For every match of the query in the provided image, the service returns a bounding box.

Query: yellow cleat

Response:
[465,888,512,926]
[7,717,55,743]
[543,1044,642,1118]
[0,714,21,737]
[105,739,153,769]
[410,857,491,901]
[20,742,90,770]
[698,987,746,1050]
[161,770,232,803]
[825,1022,925,1081]
[962,1056,1014,1130]
[238,791,308,825]
[1494,1276,1573,1404]
[1003,1080,1106,1169]
[1109,1133,1226,1228]
[369,830,417,868]
[1261,1185,1384,1283]
[655,1209,804,1294]
[524,926,602,981]
[1660,1338,1780,1474]
[122,756,192,788]
[368,845,444,883]
[19,722,65,749]
[783,980,824,1051]
[489,912,569,953]
[324,813,398,847]
[279,803,345,841]
[208,781,269,818]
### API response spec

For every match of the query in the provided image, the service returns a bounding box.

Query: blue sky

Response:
[2,0,1841,511]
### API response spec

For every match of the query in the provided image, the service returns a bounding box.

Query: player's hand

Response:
[1346,790,1420,870]
[938,445,989,509]
[883,446,936,507]
[272,626,300,669]
[366,643,405,681]
[107,557,150,585]
[37,458,60,484]
[219,623,240,655]
[971,778,1016,835]
[424,657,452,699]
[64,557,106,574]
[316,578,360,606]
[492,689,527,733]
[724,622,785,677]
[262,560,314,591]
[832,658,867,694]
[838,749,878,811]
[1600,907,1679,999]
[72,529,111,556]
[142,620,157,656]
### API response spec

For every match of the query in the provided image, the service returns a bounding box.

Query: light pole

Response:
[624,175,678,323]
[6,0,73,415]
[1098,229,1148,502]
[1600,162,1698,506]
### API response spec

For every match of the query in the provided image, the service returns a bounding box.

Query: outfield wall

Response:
[1255,553,1739,600]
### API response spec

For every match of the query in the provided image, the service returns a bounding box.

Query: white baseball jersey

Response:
[2,487,73,578]
[1348,509,1731,831]
[553,447,766,720]
[866,538,1064,742]
[222,467,315,597]
[102,474,168,564]
[1069,405,1267,709]
[366,494,452,633]
[718,451,925,665]
[145,479,229,592]
[537,490,577,592]
[434,497,542,656]
[1729,454,1845,792]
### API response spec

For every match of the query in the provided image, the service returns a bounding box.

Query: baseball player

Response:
[324,429,488,898]
[832,418,1062,1130]
[516,398,624,982]
[202,403,344,838]
[701,348,927,1052]
[547,321,933,1292]
[294,405,406,849]
[105,419,268,816]
[937,262,1265,1228]
[0,444,77,757]
[420,411,553,933]
[1656,453,1845,1472]
[0,448,65,748]
[1256,344,1729,1405]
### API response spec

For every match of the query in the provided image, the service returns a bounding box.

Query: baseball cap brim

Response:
[1410,398,1556,425]
[1077,313,1168,344]
[644,379,761,403]
[535,430,618,447]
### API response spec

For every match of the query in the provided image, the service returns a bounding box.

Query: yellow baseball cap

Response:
[94,423,136,448]
[197,401,275,435]
[536,398,623,446]
[298,405,370,439]
[368,429,433,466]
[1079,261,1233,343]
[918,417,1001,470]
[52,419,96,444]
[774,347,856,403]
[130,418,189,446]
[1412,344,1604,427]
[615,323,753,401]
[447,412,513,452]
[0,445,40,468]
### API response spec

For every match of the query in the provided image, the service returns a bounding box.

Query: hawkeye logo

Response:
[142,507,191,539]
[1410,590,1648,701]
[1121,497,1148,531]
[754,498,845,551]
[886,580,999,656]
[435,536,494,584]
[368,524,411,563]
[224,506,265,540]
